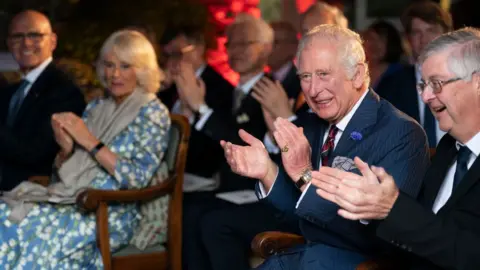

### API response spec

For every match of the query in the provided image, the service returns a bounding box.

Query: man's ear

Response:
[352,63,367,89]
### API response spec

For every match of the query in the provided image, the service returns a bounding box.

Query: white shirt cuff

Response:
[195,108,214,131]
[172,100,195,124]
[257,168,279,198]
[264,133,280,154]
[287,115,297,122]
[360,220,370,225]
[295,182,311,208]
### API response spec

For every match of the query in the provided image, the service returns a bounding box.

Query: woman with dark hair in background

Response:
[362,20,405,89]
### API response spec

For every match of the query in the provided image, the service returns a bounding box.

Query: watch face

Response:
[303,170,312,182]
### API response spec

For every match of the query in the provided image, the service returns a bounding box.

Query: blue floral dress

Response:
[0,98,170,269]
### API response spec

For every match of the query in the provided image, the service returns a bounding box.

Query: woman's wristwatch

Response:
[89,142,105,157]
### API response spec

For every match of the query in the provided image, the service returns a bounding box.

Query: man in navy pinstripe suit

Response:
[221,25,430,270]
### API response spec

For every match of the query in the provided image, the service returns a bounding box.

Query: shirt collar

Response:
[23,57,52,84]
[195,64,207,78]
[273,62,292,82]
[237,72,264,95]
[456,132,480,158]
[334,89,369,132]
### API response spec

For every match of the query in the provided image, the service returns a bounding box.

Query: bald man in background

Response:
[0,10,85,191]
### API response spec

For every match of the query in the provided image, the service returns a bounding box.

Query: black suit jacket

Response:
[377,134,480,270]
[158,65,234,178]
[375,65,420,122]
[199,74,271,191]
[0,63,86,191]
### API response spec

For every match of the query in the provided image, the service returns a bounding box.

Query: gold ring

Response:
[281,145,289,153]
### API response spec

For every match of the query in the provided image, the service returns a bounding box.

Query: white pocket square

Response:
[236,113,250,124]
[332,156,357,172]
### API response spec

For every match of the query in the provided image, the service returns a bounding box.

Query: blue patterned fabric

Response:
[0,98,170,269]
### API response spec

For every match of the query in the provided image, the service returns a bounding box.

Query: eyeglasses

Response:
[8,32,50,43]
[416,77,462,95]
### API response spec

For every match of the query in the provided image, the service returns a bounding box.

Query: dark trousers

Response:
[182,191,300,270]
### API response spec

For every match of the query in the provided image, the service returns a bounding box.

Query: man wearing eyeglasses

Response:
[0,10,85,191]
[312,27,480,270]
[376,2,452,148]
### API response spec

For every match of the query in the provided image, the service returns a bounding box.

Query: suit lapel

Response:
[333,90,379,156]
[420,135,457,208]
[15,63,54,124]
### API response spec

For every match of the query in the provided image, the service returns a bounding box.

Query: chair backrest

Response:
[166,114,190,270]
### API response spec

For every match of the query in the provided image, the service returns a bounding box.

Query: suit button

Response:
[400,244,407,250]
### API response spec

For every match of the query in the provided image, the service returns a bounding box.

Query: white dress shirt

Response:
[194,72,264,131]
[415,65,446,144]
[273,62,292,82]
[22,57,52,96]
[432,132,480,213]
[171,64,207,124]
[258,89,370,208]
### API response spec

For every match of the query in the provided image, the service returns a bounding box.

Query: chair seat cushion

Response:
[114,243,166,257]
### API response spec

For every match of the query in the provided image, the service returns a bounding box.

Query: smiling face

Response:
[297,38,365,124]
[7,11,57,73]
[420,49,480,142]
[102,51,137,101]
[226,22,269,75]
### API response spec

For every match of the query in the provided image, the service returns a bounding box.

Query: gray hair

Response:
[302,2,348,28]
[226,13,274,45]
[97,30,163,93]
[419,27,480,81]
[296,24,369,86]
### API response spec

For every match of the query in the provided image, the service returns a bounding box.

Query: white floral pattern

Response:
[0,98,170,269]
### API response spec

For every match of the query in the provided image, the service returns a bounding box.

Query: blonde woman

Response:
[0,30,170,268]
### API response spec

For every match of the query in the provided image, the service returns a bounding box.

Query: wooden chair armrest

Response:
[251,231,306,259]
[76,174,177,212]
[28,176,50,187]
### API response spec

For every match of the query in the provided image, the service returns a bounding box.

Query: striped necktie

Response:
[321,125,339,166]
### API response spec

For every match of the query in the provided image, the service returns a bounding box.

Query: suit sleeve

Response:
[0,85,85,166]
[295,122,430,223]
[377,192,480,270]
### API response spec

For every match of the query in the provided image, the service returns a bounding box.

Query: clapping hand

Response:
[221,129,278,183]
[52,112,99,151]
[51,114,74,155]
[272,118,312,181]
[311,157,399,220]
[174,62,206,112]
[252,77,294,118]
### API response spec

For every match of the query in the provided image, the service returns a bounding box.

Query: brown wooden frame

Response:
[251,148,437,270]
[30,114,190,270]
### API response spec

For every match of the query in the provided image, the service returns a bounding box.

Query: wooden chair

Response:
[250,148,437,270]
[30,114,190,270]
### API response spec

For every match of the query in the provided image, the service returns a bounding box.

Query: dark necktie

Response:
[424,105,437,147]
[321,125,339,166]
[453,146,472,190]
[7,79,29,127]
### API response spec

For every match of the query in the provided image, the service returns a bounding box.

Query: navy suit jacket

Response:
[376,65,421,123]
[0,63,85,190]
[258,90,430,257]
